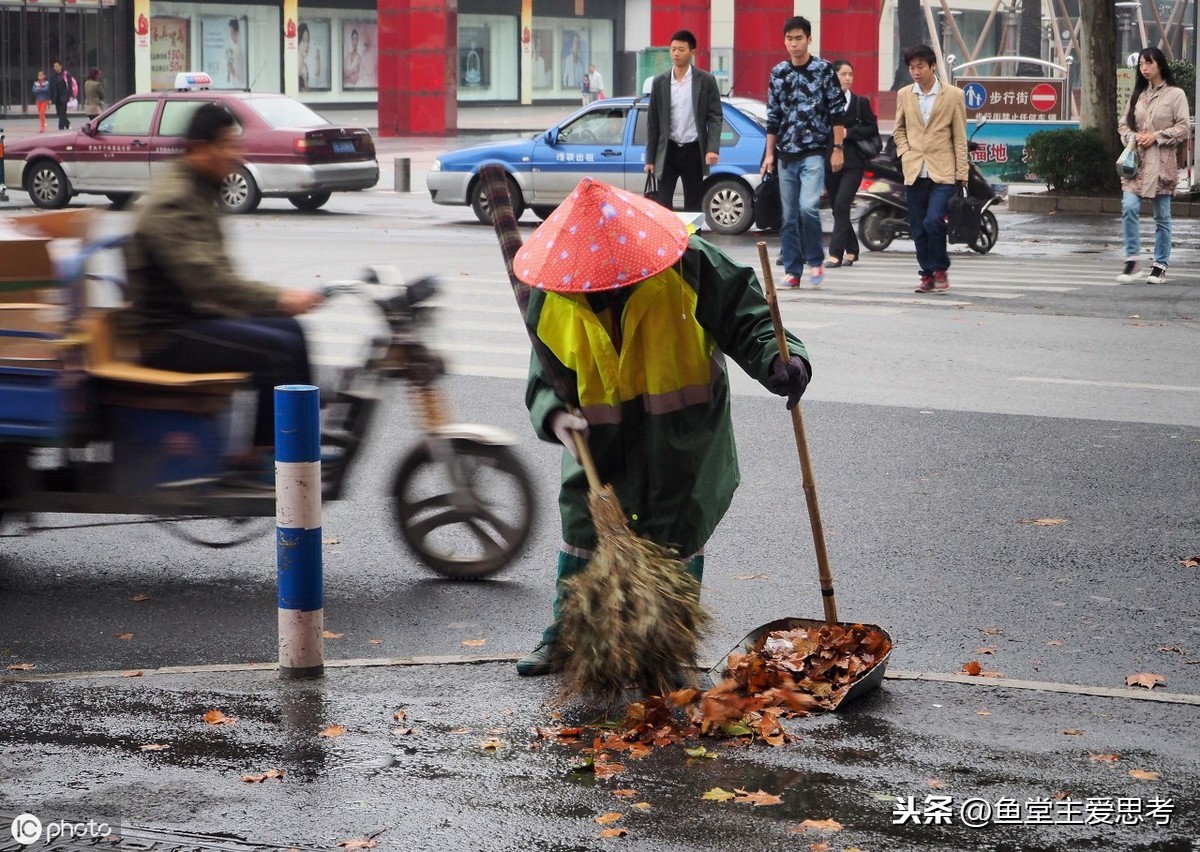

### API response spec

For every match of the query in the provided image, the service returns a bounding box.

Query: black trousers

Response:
[55,102,70,130]
[656,140,704,212]
[144,317,312,448]
[825,165,863,261]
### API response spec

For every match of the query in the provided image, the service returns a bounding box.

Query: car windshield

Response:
[244,97,330,129]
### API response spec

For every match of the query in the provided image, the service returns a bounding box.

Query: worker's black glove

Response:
[767,354,811,411]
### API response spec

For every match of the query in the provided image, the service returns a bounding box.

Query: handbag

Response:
[752,171,782,232]
[851,98,883,160]
[946,189,984,245]
[643,173,658,200]
[1116,140,1138,180]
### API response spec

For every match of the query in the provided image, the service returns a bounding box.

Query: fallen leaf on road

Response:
[367,638,383,645]
[1046,639,1064,647]
[1063,729,1084,736]
[336,839,377,851]
[962,660,982,676]
[789,818,843,833]
[130,594,151,602]
[480,737,507,750]
[114,633,134,641]
[1157,646,1187,654]
[448,727,470,734]
[807,843,832,852]
[317,724,346,738]
[5,663,36,671]
[734,574,770,580]
[593,757,625,778]
[1089,752,1119,763]
[1180,556,1199,568]
[735,789,782,806]
[978,627,1005,636]
[684,746,718,759]
[240,769,285,783]
[974,646,996,655]
[1125,673,1166,690]
[632,802,650,810]
[122,671,144,678]
[322,537,341,545]
[594,813,622,825]
[701,787,737,802]
[462,639,487,647]
[927,779,947,789]
[392,710,406,722]
[612,789,638,798]
[391,727,414,736]
[1019,518,1068,526]
[598,828,628,839]
[979,670,1005,678]
[1129,769,1160,781]
[976,711,991,716]
[321,631,343,639]
[139,744,169,751]
[203,709,237,726]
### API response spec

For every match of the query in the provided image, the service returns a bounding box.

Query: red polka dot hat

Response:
[513,177,689,293]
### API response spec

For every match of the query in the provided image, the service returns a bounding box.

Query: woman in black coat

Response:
[825,59,878,267]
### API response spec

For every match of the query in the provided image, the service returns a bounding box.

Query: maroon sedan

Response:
[3,89,378,213]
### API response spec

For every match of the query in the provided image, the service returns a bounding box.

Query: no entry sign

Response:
[955,77,1068,121]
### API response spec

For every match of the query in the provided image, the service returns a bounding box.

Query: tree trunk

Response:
[1018,0,1045,76]
[891,0,928,90]
[1079,0,1119,155]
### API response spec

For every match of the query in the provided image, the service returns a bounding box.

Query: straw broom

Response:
[479,166,709,699]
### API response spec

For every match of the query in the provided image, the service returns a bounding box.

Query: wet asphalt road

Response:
[1,191,1198,850]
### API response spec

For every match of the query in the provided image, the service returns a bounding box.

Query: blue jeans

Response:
[1122,191,1172,266]
[778,154,826,275]
[906,178,955,276]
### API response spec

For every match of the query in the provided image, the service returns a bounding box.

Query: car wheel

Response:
[288,191,332,211]
[219,167,261,214]
[470,174,524,225]
[702,179,753,235]
[969,209,999,254]
[27,160,70,209]
[857,203,898,251]
[105,193,135,210]
[531,205,557,222]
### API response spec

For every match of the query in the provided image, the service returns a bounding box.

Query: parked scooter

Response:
[856,116,1000,254]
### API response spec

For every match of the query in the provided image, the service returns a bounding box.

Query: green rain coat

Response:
[525,235,809,558]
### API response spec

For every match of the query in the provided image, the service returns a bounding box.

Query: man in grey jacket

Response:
[644,29,722,212]
[123,103,323,454]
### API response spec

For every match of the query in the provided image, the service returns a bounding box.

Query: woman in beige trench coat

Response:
[1116,47,1190,284]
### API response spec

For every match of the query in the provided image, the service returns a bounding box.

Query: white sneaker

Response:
[1146,264,1167,284]
[1116,261,1142,284]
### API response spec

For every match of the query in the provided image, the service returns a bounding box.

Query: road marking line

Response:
[783,293,976,307]
[1012,376,1200,393]
[4,661,1196,704]
[949,283,1077,293]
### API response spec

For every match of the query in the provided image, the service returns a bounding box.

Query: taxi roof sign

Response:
[175,72,213,91]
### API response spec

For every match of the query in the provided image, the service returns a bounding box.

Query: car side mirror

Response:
[81,122,95,137]
[544,128,559,146]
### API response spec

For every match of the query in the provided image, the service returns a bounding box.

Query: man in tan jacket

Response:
[891,44,967,293]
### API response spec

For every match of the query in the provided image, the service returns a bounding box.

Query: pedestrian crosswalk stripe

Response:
[1012,377,1200,393]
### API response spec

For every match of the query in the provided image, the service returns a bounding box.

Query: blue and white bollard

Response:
[275,384,324,679]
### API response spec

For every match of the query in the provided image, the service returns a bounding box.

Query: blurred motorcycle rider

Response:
[123,103,323,462]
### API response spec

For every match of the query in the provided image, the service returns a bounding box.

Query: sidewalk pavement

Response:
[1,658,1197,851]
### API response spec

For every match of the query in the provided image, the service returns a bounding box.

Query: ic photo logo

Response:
[10,814,42,845]
[8,814,113,846]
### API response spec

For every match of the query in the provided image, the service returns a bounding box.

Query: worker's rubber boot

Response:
[516,550,589,676]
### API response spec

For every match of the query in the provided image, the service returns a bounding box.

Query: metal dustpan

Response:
[707,617,893,710]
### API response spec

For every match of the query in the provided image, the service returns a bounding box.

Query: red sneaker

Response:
[914,275,935,293]
[932,270,950,291]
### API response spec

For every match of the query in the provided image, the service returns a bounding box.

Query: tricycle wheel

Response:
[392,438,534,580]
[163,516,273,548]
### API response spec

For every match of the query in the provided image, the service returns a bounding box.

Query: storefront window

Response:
[294,6,376,103]
[530,16,612,103]
[458,14,517,102]
[150,1,280,92]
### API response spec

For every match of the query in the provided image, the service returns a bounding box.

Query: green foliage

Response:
[1169,59,1196,115]
[1023,128,1120,193]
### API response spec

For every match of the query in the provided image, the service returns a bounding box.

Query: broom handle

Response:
[756,241,838,625]
[479,165,604,496]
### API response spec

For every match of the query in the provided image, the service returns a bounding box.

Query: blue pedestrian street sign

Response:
[962,82,987,110]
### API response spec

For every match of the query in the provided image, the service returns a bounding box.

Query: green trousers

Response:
[542,549,705,645]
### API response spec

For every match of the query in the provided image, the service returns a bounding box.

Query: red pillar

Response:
[377,0,457,137]
[820,0,881,111]
[651,0,711,68]
[731,0,789,100]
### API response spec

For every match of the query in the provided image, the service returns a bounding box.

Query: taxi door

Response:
[73,98,158,192]
[528,104,629,204]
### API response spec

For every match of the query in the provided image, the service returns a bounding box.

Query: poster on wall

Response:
[532,28,554,90]
[342,21,377,89]
[150,17,189,90]
[459,25,489,89]
[561,30,586,90]
[202,15,247,88]
[298,17,331,91]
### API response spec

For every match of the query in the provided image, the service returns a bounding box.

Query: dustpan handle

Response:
[756,241,838,625]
